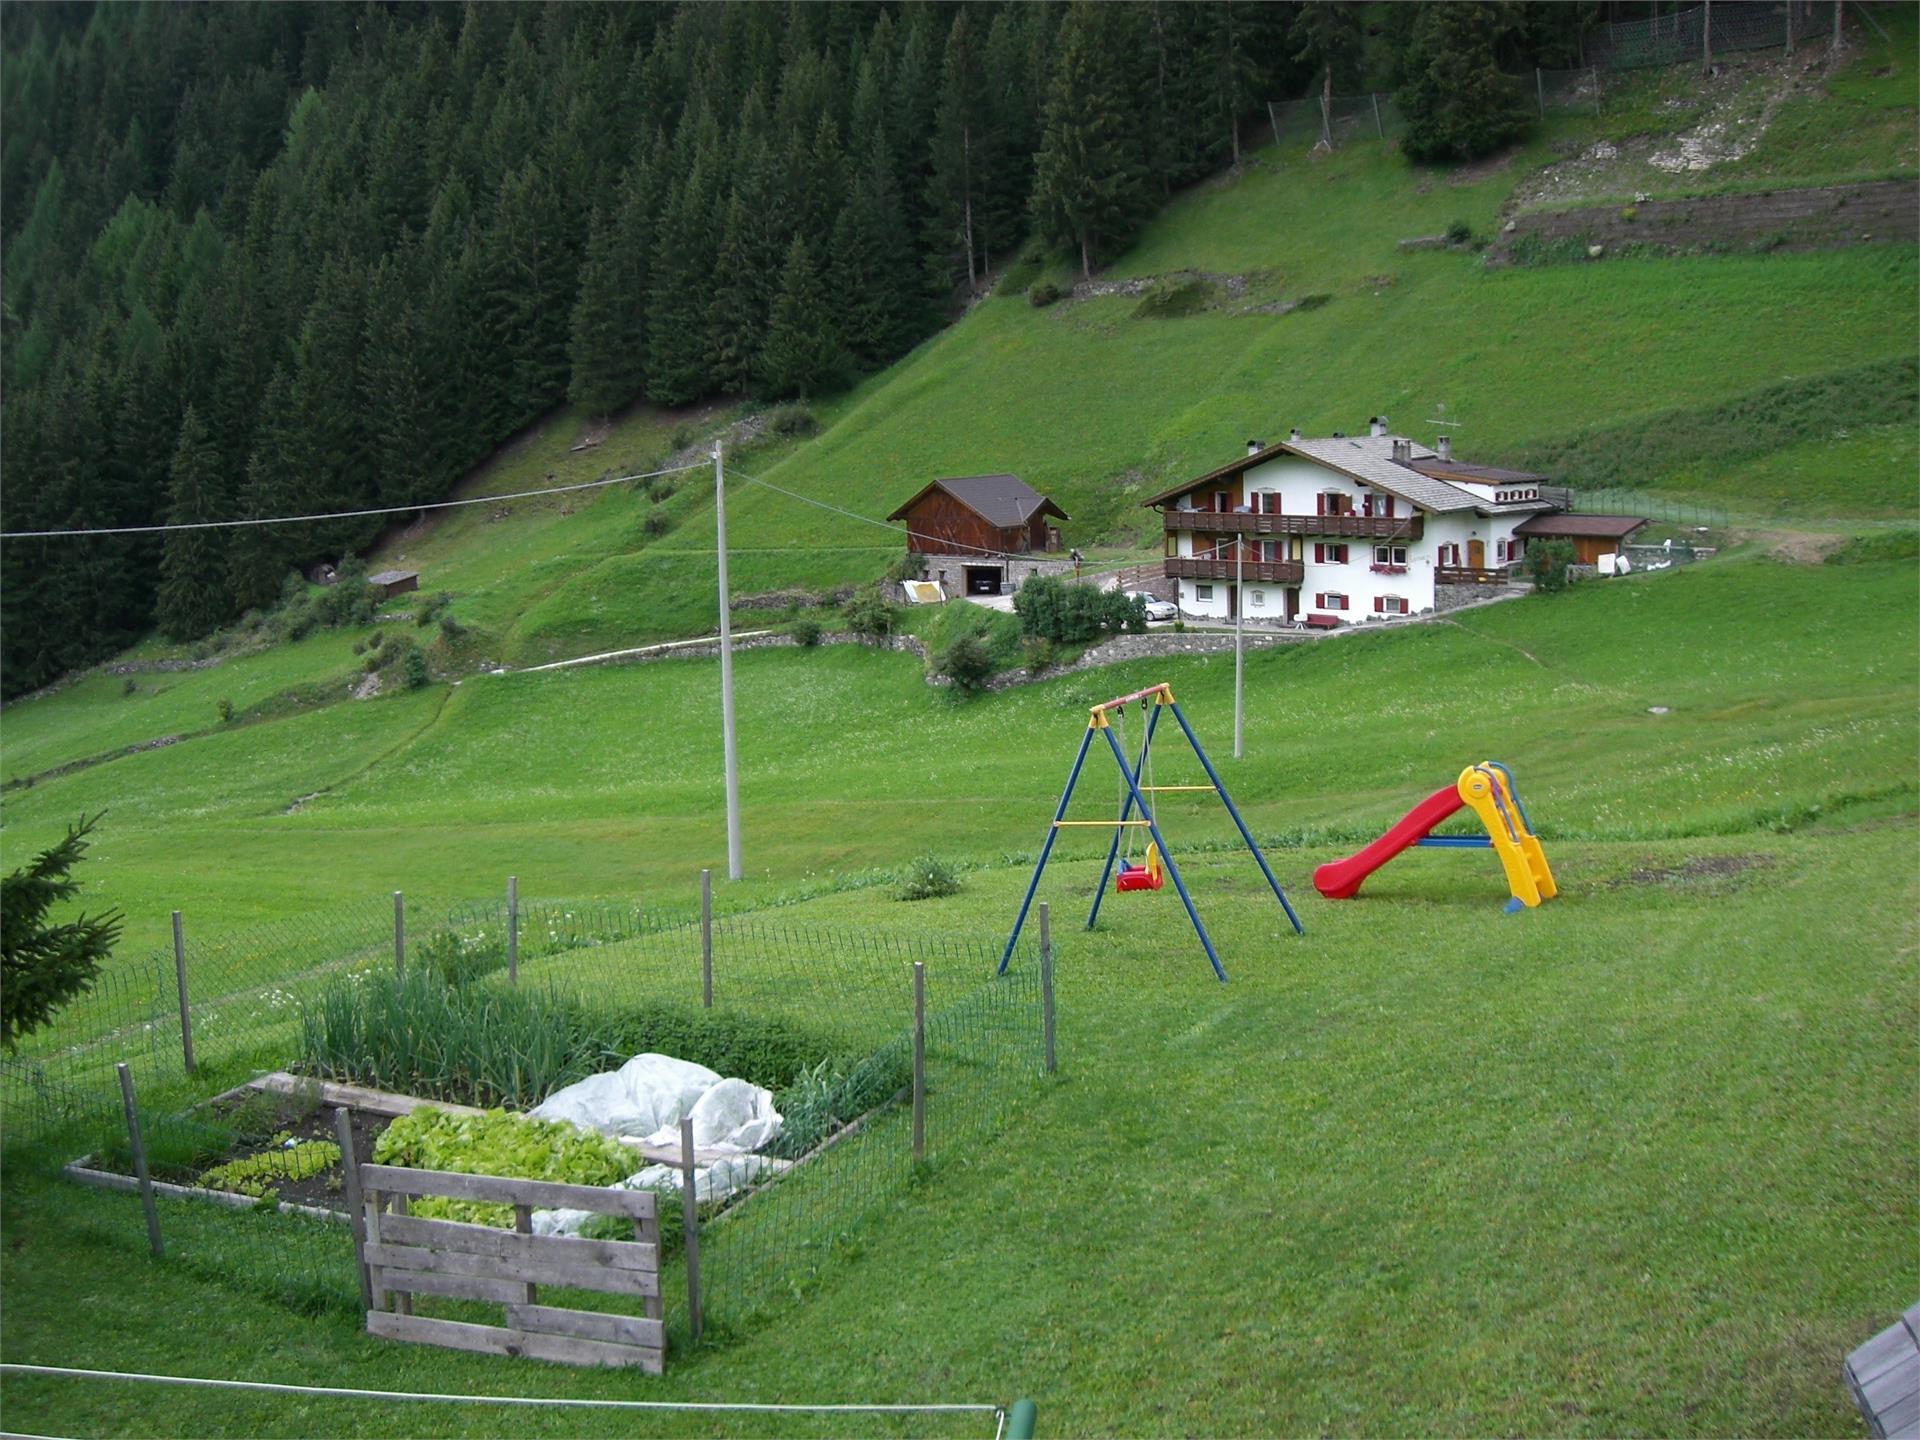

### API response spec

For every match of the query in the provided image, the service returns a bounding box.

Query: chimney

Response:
[1392,438,1411,463]
[1370,415,1388,438]
[1437,434,1452,461]
[1289,427,1302,443]
[1247,439,1264,456]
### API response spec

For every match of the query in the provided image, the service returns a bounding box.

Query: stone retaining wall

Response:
[1486,180,1917,266]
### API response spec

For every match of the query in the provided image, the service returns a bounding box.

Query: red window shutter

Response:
[1316,493,1326,516]
[1386,496,1396,518]
[1314,592,1323,608]
[1313,543,1323,563]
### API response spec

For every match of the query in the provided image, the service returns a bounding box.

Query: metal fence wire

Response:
[1,890,1052,1350]
[1264,3,1849,151]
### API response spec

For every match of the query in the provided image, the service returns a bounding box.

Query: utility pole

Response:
[1233,537,1245,759]
[714,442,742,881]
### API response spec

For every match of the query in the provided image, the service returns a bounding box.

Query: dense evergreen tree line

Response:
[0,2,1586,696]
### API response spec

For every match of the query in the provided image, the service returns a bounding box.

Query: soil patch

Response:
[1618,854,1771,887]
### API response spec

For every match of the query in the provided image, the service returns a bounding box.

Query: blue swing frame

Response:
[997,682,1302,982]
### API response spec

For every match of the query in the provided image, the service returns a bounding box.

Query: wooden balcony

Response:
[1160,509,1422,541]
[1435,566,1513,586]
[1165,556,1305,584]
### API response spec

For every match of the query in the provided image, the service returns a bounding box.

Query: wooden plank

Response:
[363,1242,660,1299]
[335,1108,373,1312]
[512,1204,537,1307]
[377,1212,657,1272]
[250,1072,486,1119]
[367,1310,662,1372]
[1853,1323,1918,1386]
[504,1304,663,1350]
[359,1165,658,1219]
[380,1266,530,1306]
[391,1193,412,1316]
[364,1192,387,1312]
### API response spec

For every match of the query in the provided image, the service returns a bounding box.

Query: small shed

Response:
[367,569,420,600]
[1512,513,1648,567]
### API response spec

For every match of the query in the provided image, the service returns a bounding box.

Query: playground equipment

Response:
[999,683,1303,983]
[1312,762,1557,912]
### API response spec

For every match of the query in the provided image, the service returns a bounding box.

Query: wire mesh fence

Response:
[1263,3,1848,152]
[1590,1,1840,69]
[1567,488,1730,527]
[2,886,1052,1353]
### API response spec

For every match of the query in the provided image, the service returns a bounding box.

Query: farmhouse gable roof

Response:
[887,474,1068,529]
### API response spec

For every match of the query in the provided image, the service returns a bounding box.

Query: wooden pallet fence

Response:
[346,1154,680,1372]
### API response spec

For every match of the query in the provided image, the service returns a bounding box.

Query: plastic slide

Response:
[1312,785,1464,900]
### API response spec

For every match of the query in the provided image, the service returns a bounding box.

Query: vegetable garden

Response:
[6,890,1049,1355]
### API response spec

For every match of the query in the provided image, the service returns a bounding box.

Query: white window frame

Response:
[1196,583,1214,602]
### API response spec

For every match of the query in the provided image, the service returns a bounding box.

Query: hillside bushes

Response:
[1014,577,1146,644]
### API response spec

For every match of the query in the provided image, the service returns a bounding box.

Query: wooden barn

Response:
[1511,513,1648,566]
[887,475,1067,597]
[367,568,420,600]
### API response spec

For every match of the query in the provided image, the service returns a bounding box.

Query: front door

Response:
[1467,538,1485,570]
[1227,582,1237,619]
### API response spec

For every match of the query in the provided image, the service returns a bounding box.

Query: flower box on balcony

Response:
[1370,563,1407,575]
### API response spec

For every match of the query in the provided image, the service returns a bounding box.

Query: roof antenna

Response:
[1427,402,1462,462]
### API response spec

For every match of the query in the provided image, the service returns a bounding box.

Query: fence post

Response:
[506,876,518,986]
[911,961,925,1164]
[336,1106,373,1311]
[1702,0,1713,72]
[1039,903,1056,1075]
[1267,100,1281,148]
[1318,90,1332,149]
[679,1116,702,1341]
[115,1062,163,1259]
[170,910,194,1075]
[1371,93,1384,138]
[392,891,404,979]
[1536,67,1546,118]
[700,869,713,1009]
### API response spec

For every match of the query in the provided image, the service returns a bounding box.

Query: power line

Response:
[0,1365,1005,1420]
[0,462,705,541]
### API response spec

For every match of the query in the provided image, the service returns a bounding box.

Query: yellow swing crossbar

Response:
[1053,819,1154,828]
[1136,785,1215,793]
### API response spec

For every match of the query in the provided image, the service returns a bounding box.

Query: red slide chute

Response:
[1312,785,1464,900]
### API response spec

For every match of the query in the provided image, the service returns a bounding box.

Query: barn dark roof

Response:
[887,474,1067,528]
[368,569,419,585]
[1512,514,1647,540]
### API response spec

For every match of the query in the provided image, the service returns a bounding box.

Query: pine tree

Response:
[834,127,917,367]
[705,193,762,396]
[646,154,718,407]
[1398,3,1531,163]
[758,235,846,400]
[569,207,645,414]
[1289,2,1365,147]
[155,405,233,640]
[925,10,996,295]
[1,814,124,1050]
[1030,4,1151,280]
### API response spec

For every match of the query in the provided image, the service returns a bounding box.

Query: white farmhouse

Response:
[1143,418,1557,624]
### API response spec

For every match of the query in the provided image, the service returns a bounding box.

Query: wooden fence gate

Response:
[343,1152,670,1372]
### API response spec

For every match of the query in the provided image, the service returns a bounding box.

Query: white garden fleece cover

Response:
[526,1054,785,1235]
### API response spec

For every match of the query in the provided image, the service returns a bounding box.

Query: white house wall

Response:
[1166,455,1530,622]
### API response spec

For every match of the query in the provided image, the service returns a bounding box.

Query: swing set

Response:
[998,682,1303,983]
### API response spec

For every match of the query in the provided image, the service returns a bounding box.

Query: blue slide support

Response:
[999,725,1096,974]
[1164,702,1305,935]
[1100,724,1227,982]
[1086,703,1164,932]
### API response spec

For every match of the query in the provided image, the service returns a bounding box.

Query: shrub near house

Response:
[1013,577,1146,644]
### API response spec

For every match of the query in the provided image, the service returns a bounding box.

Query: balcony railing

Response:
[1435,566,1513,585]
[1160,509,1422,541]
[1165,556,1305,584]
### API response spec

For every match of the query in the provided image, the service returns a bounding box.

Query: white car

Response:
[1126,591,1178,623]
